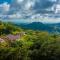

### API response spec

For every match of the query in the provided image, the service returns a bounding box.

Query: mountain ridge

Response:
[14,22,60,33]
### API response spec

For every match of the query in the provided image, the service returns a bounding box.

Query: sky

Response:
[0,0,60,23]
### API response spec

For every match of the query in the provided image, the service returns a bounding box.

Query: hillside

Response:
[0,21,60,60]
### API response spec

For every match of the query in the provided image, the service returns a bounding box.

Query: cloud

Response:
[30,14,41,19]
[24,0,35,10]
[0,2,10,14]
[55,4,60,14]
[0,0,60,19]
[8,14,22,19]
[49,0,57,2]
[17,0,24,3]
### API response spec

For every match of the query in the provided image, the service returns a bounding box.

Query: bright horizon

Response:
[1,17,60,24]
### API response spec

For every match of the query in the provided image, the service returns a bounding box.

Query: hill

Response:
[14,22,60,33]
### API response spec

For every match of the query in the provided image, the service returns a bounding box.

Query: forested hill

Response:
[0,21,23,35]
[0,21,60,60]
[14,22,60,33]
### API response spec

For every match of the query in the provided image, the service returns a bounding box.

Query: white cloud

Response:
[8,13,22,19]
[8,0,57,19]
[31,14,41,19]
[0,0,60,21]
[17,0,24,3]
[0,2,10,14]
[0,2,10,12]
[48,0,57,2]
[55,4,60,14]
[24,0,35,10]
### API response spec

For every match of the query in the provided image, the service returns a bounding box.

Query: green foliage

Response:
[1,21,60,60]
[0,21,23,35]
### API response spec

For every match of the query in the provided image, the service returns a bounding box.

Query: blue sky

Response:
[0,0,12,4]
[0,0,60,22]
